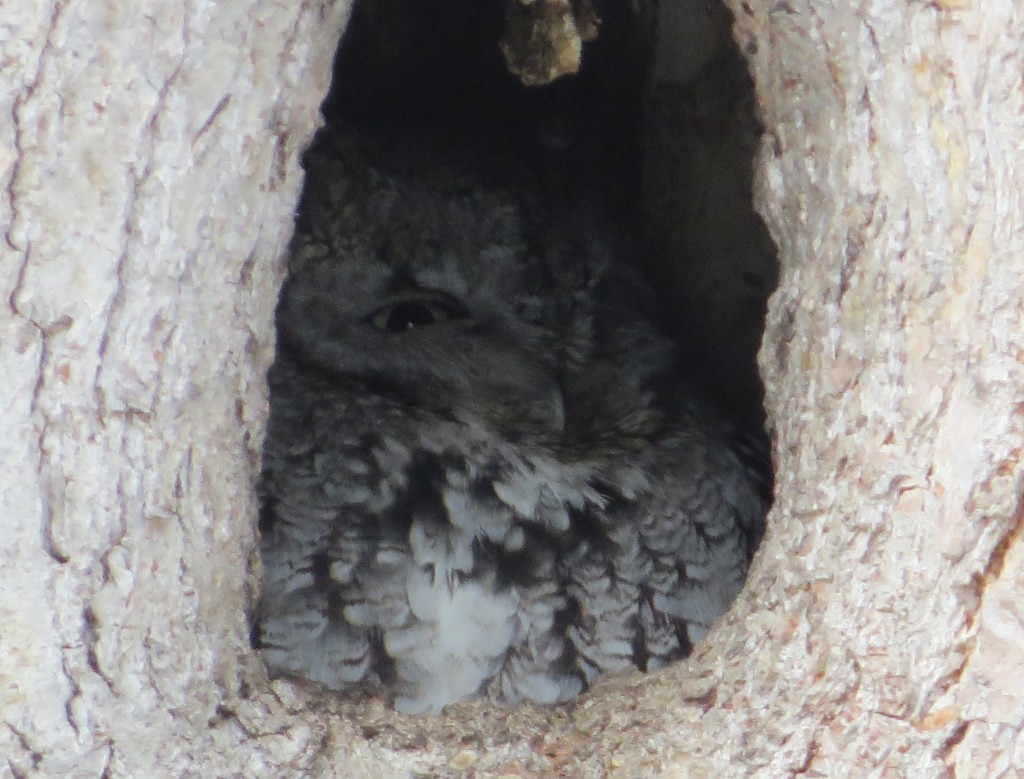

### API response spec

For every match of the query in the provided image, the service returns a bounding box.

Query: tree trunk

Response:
[2,1,1022,777]
[0,1,351,775]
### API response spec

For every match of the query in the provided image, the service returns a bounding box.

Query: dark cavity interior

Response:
[254,0,779,714]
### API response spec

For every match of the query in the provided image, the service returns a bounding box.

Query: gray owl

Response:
[255,124,768,714]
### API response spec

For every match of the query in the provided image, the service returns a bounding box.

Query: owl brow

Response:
[385,265,419,293]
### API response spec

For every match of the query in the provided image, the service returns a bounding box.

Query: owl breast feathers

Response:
[255,126,769,713]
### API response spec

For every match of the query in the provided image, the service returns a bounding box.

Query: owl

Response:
[254,123,769,714]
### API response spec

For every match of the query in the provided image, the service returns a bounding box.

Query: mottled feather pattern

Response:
[255,125,768,713]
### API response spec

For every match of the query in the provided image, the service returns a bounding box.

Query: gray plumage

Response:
[255,125,768,714]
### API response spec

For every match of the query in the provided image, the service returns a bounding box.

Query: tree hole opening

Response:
[255,0,778,721]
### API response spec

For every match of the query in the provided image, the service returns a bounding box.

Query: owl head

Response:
[276,126,675,444]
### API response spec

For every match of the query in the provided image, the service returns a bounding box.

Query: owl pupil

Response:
[385,301,438,332]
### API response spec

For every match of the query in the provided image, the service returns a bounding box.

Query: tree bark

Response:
[0,1,351,775]
[2,0,1022,777]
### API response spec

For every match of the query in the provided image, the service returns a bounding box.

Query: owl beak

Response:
[528,379,566,435]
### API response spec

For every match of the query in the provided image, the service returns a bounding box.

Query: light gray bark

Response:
[734,1,1024,774]
[0,1,351,775]
[1,0,1022,777]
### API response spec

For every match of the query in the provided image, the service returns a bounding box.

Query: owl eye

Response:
[367,296,470,333]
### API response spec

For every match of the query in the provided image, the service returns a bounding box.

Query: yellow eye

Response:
[367,297,470,333]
